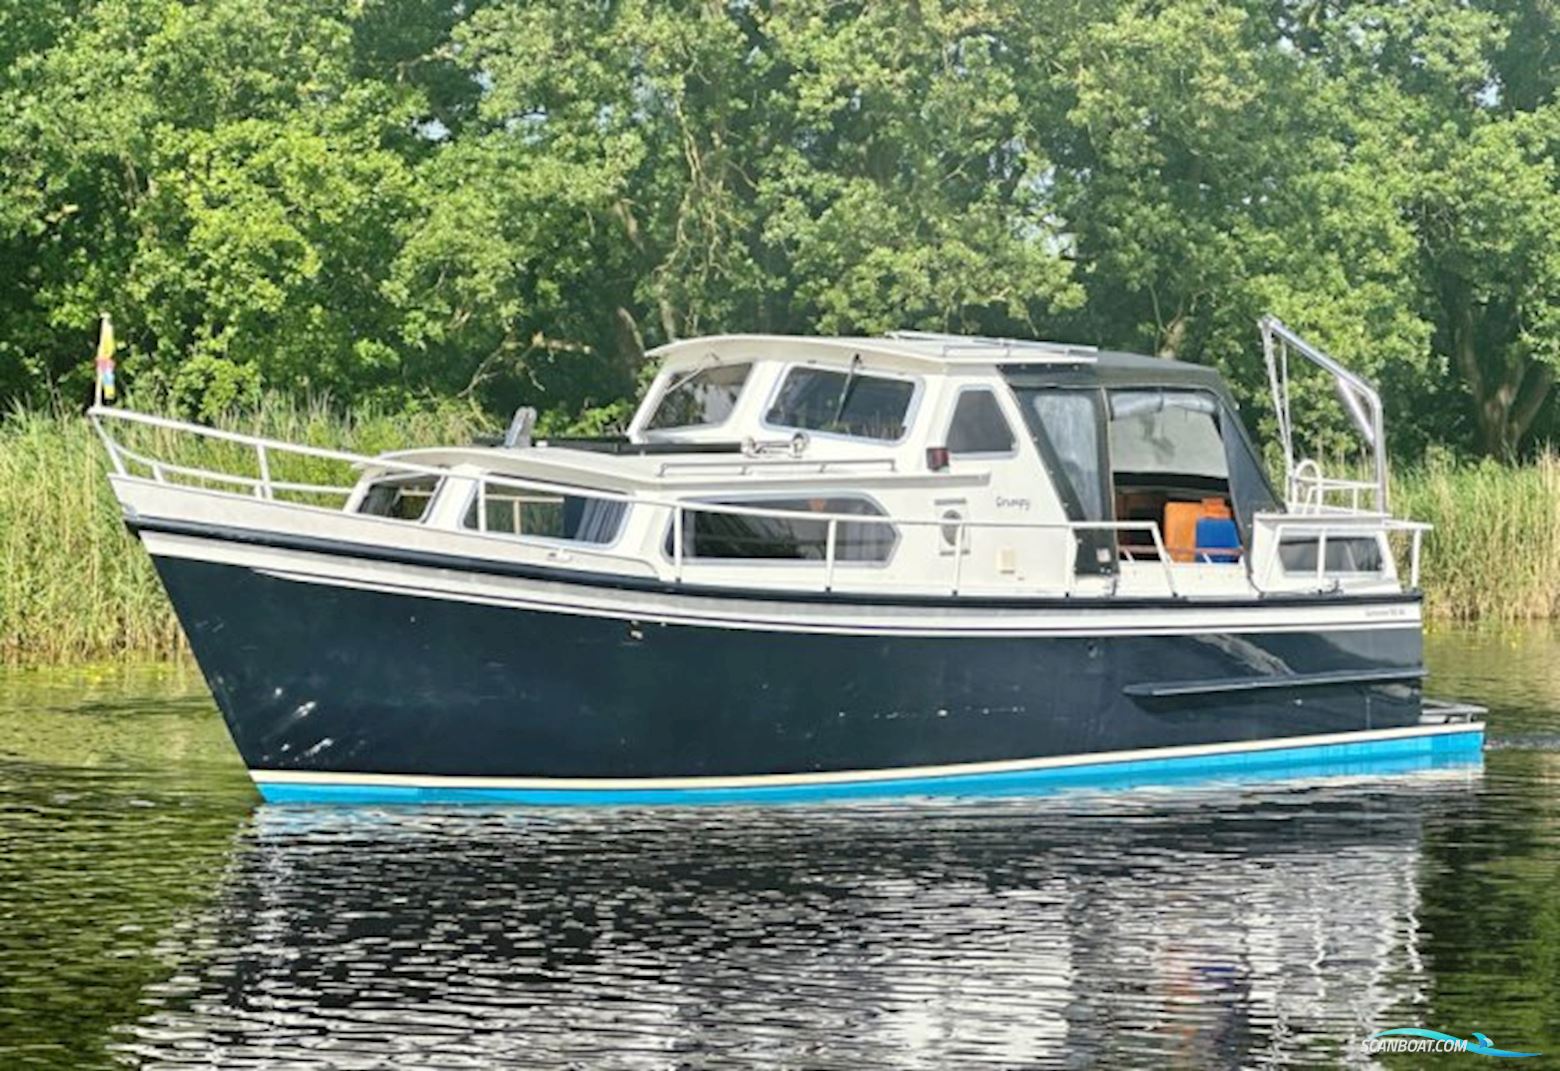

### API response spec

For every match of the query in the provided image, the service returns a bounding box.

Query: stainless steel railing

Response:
[90,406,1426,597]
[1262,316,1389,514]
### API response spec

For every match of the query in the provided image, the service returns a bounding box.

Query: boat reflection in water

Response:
[118,761,1480,1069]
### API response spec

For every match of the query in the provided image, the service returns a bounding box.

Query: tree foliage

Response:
[2,0,1559,454]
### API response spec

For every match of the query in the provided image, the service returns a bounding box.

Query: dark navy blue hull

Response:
[151,556,1427,781]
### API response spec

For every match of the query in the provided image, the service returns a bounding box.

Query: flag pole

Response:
[93,312,116,408]
[93,314,103,408]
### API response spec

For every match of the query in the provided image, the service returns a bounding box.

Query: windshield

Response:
[645,363,752,430]
[765,367,914,441]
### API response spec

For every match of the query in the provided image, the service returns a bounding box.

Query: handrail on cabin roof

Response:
[884,330,1099,361]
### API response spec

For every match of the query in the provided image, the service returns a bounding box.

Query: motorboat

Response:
[90,317,1485,803]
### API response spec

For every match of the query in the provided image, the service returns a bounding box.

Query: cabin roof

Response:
[647,332,1097,368]
[647,332,1232,392]
[1001,350,1231,395]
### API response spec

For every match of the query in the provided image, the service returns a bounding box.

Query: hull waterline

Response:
[252,727,1484,805]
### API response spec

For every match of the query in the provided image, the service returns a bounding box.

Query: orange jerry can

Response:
[1163,498,1233,562]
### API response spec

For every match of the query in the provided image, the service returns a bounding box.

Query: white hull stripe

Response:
[253,722,1480,793]
[143,530,1422,639]
[253,566,1415,637]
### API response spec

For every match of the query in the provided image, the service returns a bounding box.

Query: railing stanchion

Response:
[88,412,127,476]
[824,518,838,592]
[1149,524,1178,597]
[951,521,966,594]
[673,506,684,583]
[255,444,273,500]
[1411,528,1424,589]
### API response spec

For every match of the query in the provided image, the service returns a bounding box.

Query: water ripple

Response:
[0,640,1554,1069]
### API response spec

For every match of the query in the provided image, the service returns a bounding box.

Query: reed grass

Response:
[0,400,491,664]
[1395,452,1560,622]
[0,402,1555,663]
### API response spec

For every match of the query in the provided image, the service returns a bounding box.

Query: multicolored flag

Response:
[94,313,116,404]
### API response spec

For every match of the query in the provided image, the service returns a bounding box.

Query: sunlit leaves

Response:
[1,0,1558,451]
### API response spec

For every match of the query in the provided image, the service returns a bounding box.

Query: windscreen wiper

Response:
[830,354,863,429]
[660,354,720,398]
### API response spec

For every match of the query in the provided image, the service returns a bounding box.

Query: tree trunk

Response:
[1443,280,1543,458]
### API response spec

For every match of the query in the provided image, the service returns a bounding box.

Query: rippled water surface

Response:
[2,628,1558,1069]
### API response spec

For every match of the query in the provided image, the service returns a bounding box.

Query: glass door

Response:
[1014,387,1115,576]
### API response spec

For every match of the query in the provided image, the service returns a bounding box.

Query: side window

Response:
[1279,536,1384,574]
[645,362,752,430]
[357,476,440,521]
[946,389,1016,455]
[669,497,896,562]
[765,367,915,441]
[1107,390,1228,486]
[1106,389,1273,563]
[464,484,628,544]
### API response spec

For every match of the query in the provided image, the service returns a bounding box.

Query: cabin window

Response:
[1024,391,1108,521]
[946,389,1016,455]
[464,484,628,544]
[1108,391,1228,484]
[356,475,440,521]
[765,366,914,441]
[645,362,752,430]
[1278,536,1384,574]
[669,497,896,562]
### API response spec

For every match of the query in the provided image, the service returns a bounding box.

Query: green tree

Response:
[3,0,1560,454]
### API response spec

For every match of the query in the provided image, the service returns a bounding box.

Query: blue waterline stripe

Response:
[255,727,1485,806]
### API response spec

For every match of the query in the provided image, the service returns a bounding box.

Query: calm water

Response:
[1,631,1557,1070]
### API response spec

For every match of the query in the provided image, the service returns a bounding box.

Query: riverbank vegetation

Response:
[0,404,490,663]
[1,405,1557,664]
[1395,454,1560,624]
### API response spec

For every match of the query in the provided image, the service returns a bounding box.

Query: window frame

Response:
[640,360,755,434]
[943,385,1020,459]
[659,492,900,569]
[758,362,923,446]
[456,479,631,550]
[352,473,445,524]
